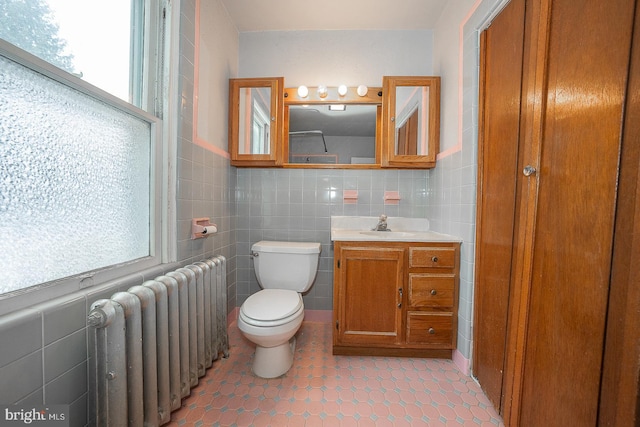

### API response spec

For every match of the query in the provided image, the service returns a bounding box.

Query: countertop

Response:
[331,229,463,242]
[330,216,462,243]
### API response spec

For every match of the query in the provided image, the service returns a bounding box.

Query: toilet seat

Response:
[240,289,303,327]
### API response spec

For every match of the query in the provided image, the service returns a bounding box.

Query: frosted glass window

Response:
[0,55,152,293]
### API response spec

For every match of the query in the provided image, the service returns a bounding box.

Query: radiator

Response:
[87,256,229,427]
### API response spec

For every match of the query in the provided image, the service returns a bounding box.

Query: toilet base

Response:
[252,336,297,378]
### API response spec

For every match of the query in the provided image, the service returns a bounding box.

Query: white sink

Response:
[359,231,416,238]
[330,216,462,243]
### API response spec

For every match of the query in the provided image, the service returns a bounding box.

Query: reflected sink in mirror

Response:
[359,231,416,238]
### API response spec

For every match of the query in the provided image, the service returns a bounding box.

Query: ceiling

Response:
[220,0,448,32]
[289,105,377,137]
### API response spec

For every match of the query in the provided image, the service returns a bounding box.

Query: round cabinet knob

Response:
[428,328,435,335]
[523,165,537,176]
[431,256,439,263]
[430,289,437,296]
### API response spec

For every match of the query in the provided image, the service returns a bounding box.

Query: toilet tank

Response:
[251,241,321,292]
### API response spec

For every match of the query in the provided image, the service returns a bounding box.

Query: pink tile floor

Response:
[167,321,505,426]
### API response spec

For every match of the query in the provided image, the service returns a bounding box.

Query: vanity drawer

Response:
[409,274,455,307]
[409,247,456,269]
[406,312,453,345]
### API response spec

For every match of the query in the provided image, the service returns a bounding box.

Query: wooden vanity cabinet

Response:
[333,241,460,357]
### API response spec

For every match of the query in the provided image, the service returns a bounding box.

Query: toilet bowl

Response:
[238,289,304,378]
[238,241,321,378]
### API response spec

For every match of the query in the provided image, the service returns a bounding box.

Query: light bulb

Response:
[338,85,348,96]
[357,85,368,97]
[318,85,328,98]
[297,85,309,98]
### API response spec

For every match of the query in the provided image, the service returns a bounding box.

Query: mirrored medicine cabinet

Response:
[228,77,283,167]
[228,76,440,169]
[382,76,441,168]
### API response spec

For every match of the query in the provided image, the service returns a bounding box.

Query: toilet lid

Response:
[241,289,303,322]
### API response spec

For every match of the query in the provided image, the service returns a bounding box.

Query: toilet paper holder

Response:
[191,217,217,239]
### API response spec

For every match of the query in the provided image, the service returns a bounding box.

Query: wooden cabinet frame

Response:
[282,85,383,169]
[381,76,441,168]
[228,77,284,167]
[228,77,441,169]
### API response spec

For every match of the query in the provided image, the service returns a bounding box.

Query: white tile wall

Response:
[235,168,431,310]
[175,0,236,309]
[429,0,506,360]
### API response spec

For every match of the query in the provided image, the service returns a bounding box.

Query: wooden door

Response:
[334,245,404,347]
[599,3,640,425]
[473,0,526,411]
[503,0,637,425]
[475,0,639,424]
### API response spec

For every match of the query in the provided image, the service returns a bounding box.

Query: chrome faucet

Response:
[372,214,390,231]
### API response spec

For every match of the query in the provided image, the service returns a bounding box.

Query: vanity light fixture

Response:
[329,104,346,111]
[297,85,309,98]
[295,84,370,100]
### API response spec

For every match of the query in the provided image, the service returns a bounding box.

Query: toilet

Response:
[238,240,321,378]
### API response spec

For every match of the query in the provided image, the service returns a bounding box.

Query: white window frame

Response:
[0,0,178,314]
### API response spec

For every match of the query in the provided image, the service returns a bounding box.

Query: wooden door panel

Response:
[338,247,404,346]
[599,3,640,425]
[519,0,636,425]
[473,0,526,411]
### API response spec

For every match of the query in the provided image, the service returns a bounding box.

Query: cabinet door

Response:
[381,76,440,168]
[228,77,283,167]
[335,246,404,346]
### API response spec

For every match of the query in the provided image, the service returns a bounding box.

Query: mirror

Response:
[382,76,440,168]
[394,86,429,155]
[288,104,378,164]
[229,78,283,167]
[283,86,382,168]
[238,87,272,155]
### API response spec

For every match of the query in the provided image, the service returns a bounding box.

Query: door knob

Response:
[523,165,537,176]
